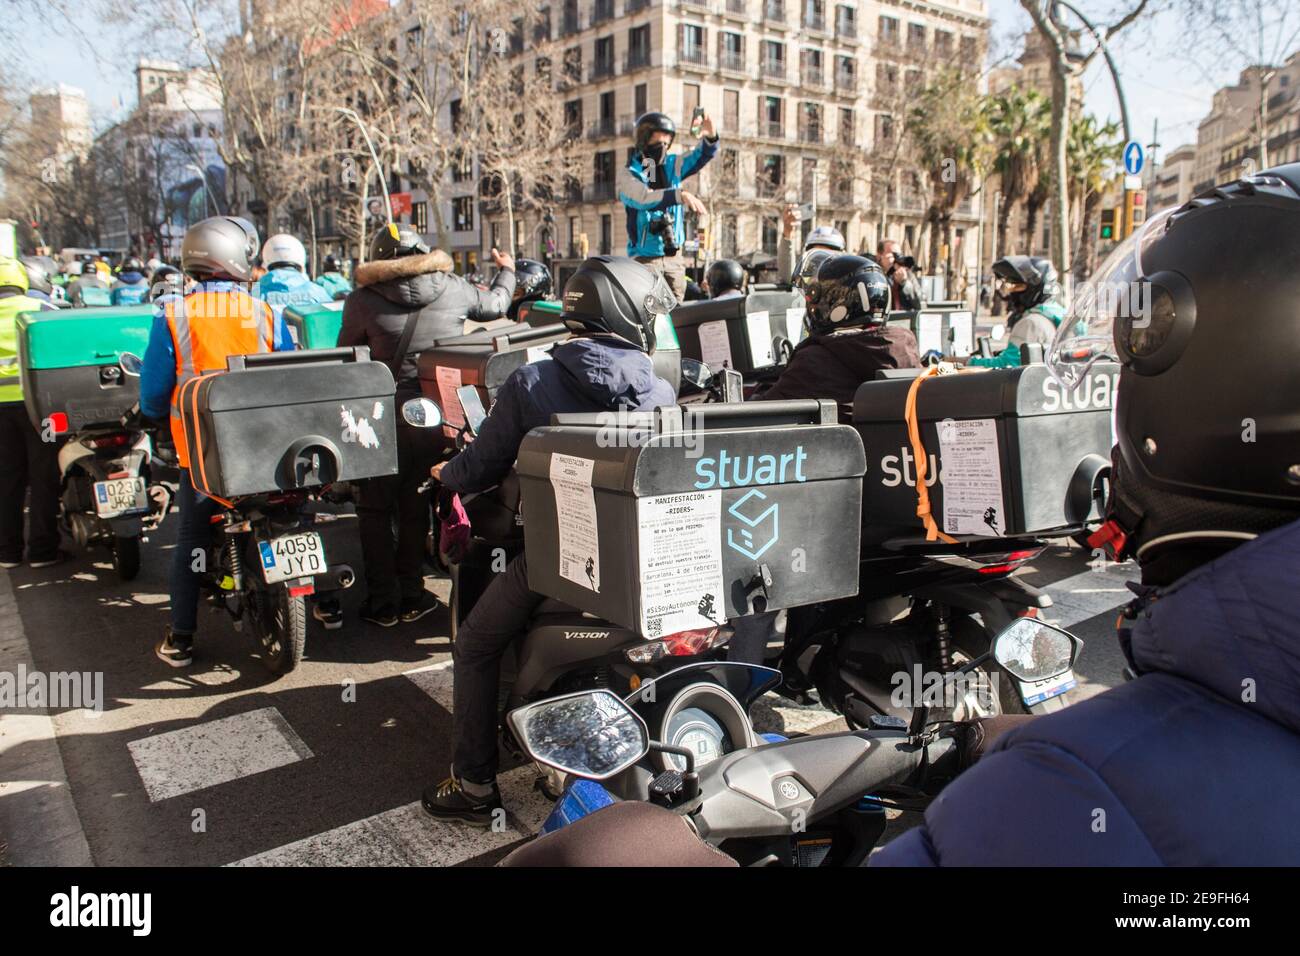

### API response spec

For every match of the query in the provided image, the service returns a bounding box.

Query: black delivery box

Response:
[671,290,806,376]
[517,400,866,637]
[852,362,1118,548]
[178,347,398,499]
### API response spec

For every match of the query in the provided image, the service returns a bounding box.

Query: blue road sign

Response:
[1123,140,1145,176]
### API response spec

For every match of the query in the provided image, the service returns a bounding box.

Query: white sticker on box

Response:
[917,312,944,355]
[745,310,773,367]
[947,310,973,356]
[936,418,1005,537]
[549,453,600,592]
[786,304,807,345]
[697,320,732,372]
[526,344,553,364]
[434,366,465,430]
[636,491,726,639]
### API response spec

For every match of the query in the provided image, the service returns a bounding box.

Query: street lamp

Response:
[334,107,392,224]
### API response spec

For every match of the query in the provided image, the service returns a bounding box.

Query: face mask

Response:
[643,143,667,163]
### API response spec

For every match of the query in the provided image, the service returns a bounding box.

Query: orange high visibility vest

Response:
[167,288,275,469]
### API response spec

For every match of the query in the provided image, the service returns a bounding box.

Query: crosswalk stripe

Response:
[232,764,554,867]
[127,706,313,803]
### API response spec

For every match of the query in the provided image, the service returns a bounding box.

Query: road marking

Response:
[127,706,313,802]
[404,659,454,711]
[1040,562,1138,629]
[232,764,554,866]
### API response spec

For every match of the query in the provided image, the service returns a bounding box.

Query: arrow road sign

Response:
[1123,140,1145,176]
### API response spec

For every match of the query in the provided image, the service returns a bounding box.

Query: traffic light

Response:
[1122,189,1147,239]
[1099,208,1116,241]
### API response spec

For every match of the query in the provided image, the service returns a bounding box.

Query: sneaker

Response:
[400,591,443,624]
[312,601,343,631]
[359,601,400,628]
[28,549,72,569]
[155,629,194,668]
[421,776,503,827]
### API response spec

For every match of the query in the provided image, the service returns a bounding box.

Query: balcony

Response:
[802,66,827,88]
[803,14,826,34]
[679,0,713,11]
[586,181,617,202]
[759,119,785,138]
[627,0,652,11]
[625,46,652,71]
[755,179,784,199]
[723,0,748,16]
[760,59,787,81]
[560,13,581,36]
[678,47,710,70]
[763,1,785,26]
[835,18,857,41]
[717,50,746,74]
[798,125,823,144]
[589,59,616,81]
[834,70,857,93]
[587,117,616,140]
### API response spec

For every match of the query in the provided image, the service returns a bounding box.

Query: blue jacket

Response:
[872,518,1300,866]
[256,267,332,320]
[110,271,149,306]
[619,138,719,258]
[439,336,676,494]
[140,281,295,420]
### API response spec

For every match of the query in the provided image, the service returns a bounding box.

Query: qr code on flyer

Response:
[645,616,662,638]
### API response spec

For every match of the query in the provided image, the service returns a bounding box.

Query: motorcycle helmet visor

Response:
[1046,205,1177,389]
[642,271,679,317]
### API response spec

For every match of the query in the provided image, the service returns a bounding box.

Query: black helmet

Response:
[1048,164,1300,580]
[121,256,145,274]
[20,256,53,295]
[805,254,891,334]
[322,254,340,273]
[633,111,675,153]
[149,264,184,301]
[993,255,1058,313]
[369,222,430,261]
[706,259,744,298]
[513,258,553,303]
[181,216,259,281]
[561,255,675,352]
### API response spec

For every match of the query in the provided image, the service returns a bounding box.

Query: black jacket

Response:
[759,326,920,423]
[337,250,515,391]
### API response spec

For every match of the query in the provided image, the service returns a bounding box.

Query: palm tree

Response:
[986,87,1050,260]
[1067,114,1121,280]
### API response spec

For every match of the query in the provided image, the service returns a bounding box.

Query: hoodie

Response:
[337,250,515,390]
[439,336,676,494]
[872,517,1300,866]
[256,266,333,318]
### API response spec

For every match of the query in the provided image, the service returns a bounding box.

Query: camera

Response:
[649,212,679,257]
[892,253,917,271]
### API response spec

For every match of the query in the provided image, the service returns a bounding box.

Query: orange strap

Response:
[903,365,989,545]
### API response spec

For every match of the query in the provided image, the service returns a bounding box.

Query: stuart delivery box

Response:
[671,290,806,376]
[178,347,398,499]
[852,363,1119,548]
[17,305,153,432]
[517,400,866,637]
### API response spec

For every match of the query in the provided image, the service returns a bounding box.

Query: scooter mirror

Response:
[507,690,650,781]
[401,397,443,428]
[992,618,1080,683]
[119,352,144,377]
[679,357,713,392]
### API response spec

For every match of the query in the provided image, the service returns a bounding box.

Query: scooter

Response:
[56,354,171,581]
[506,617,1083,866]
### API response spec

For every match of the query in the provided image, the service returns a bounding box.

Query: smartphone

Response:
[690,106,705,138]
[797,201,814,221]
[455,385,488,435]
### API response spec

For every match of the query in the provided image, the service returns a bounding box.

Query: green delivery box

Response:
[283,301,344,350]
[17,305,154,432]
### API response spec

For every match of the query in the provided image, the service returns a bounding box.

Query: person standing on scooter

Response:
[421,256,676,826]
[139,217,295,667]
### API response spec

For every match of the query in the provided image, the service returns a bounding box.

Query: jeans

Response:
[357,418,442,615]
[170,468,219,635]
[451,552,544,784]
[0,403,62,563]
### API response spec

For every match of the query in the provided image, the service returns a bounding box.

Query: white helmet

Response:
[804,225,846,252]
[261,233,308,271]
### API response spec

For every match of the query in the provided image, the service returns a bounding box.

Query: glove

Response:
[437,490,471,565]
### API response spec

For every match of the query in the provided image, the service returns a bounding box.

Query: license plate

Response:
[1018,669,1077,707]
[258,532,326,584]
[93,477,148,518]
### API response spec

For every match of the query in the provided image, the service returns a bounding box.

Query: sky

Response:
[9,1,1268,167]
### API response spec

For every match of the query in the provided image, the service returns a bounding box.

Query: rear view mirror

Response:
[119,352,143,377]
[507,690,649,781]
[401,397,443,428]
[992,618,1081,683]
[679,357,713,392]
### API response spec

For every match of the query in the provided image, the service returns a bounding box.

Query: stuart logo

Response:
[694,446,807,490]
[1041,371,1116,412]
[726,489,779,559]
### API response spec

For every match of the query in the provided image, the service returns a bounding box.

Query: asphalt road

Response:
[0,510,1136,867]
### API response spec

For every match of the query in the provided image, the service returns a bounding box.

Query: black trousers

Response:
[0,403,62,563]
[357,418,442,615]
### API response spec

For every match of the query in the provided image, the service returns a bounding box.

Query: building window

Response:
[683,82,701,125]
[723,88,739,130]
[803,0,825,32]
[594,36,615,78]
[761,40,785,79]
[681,24,706,65]
[835,4,856,38]
[564,99,583,137]
[720,215,737,257]
[453,197,474,232]
[414,201,428,233]
[569,216,580,255]
[935,30,953,55]
[761,216,779,254]
[907,22,926,49]
[635,82,647,115]
[758,154,784,197]
[628,24,651,69]
[878,15,898,43]
[491,221,501,249]
[600,214,612,255]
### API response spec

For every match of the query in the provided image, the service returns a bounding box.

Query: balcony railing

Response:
[763,1,785,24]
[759,120,785,138]
[587,181,616,202]
[724,0,747,14]
[678,47,709,69]
[587,117,616,139]
[835,18,857,40]
[760,59,787,80]
[625,47,652,71]
[755,179,783,199]
[680,0,713,11]
[627,0,651,11]
[835,70,857,93]
[590,59,616,81]
[592,0,616,25]
[803,14,826,33]
[798,126,823,144]
[718,50,746,73]
[802,66,826,87]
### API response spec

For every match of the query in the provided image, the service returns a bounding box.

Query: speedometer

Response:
[666,707,731,771]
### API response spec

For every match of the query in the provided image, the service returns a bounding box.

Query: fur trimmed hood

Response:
[354,250,454,288]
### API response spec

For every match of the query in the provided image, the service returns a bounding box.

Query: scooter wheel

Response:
[113,535,141,581]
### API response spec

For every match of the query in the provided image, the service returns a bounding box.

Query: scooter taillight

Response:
[625,626,731,664]
[975,548,1044,575]
[85,432,132,449]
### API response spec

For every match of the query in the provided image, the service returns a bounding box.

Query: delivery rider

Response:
[139,217,294,668]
